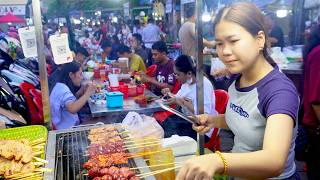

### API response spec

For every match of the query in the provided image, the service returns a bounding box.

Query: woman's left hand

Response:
[176,154,222,180]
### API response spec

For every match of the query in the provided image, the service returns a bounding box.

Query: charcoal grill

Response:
[44,123,155,180]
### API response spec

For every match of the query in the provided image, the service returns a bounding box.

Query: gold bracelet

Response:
[215,151,228,175]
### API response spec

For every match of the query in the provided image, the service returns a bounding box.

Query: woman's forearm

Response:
[66,93,91,114]
[211,114,229,129]
[216,150,286,179]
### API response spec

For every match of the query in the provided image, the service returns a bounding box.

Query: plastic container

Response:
[136,84,145,95]
[108,74,119,87]
[106,91,123,108]
[128,85,137,97]
[119,83,129,99]
[108,86,120,92]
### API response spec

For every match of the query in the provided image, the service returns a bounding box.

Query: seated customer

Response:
[75,46,90,70]
[131,33,149,66]
[116,45,147,73]
[161,55,217,139]
[141,41,176,96]
[50,61,96,130]
[101,40,112,61]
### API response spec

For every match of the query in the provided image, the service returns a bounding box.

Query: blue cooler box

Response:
[106,91,123,108]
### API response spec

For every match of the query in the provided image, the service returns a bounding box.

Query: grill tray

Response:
[44,124,155,180]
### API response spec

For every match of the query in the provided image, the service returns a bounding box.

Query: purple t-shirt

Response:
[226,68,299,179]
[50,83,79,130]
[152,60,176,96]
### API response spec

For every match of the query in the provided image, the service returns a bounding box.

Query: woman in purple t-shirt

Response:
[177,2,299,180]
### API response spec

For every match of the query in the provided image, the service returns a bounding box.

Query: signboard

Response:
[123,2,129,17]
[0,6,26,16]
[166,0,172,13]
[181,0,195,5]
[49,33,73,65]
[18,26,38,58]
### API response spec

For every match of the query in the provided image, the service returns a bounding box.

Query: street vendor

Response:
[177,2,299,180]
[50,61,96,130]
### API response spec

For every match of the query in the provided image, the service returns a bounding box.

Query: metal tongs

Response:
[158,102,201,125]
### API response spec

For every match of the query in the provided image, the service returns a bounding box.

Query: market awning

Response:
[0,12,25,24]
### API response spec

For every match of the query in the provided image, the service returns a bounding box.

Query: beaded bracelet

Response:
[215,151,228,175]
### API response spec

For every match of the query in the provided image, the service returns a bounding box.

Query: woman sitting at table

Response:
[50,61,96,130]
[161,55,217,140]
[115,45,147,73]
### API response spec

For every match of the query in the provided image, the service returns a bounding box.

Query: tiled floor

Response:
[219,130,308,180]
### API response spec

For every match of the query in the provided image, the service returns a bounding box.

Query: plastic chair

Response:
[19,82,43,125]
[33,96,43,121]
[145,65,158,90]
[146,64,157,77]
[204,89,229,151]
[214,89,229,114]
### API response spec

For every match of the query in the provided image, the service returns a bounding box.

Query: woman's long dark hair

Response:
[57,61,81,94]
[303,25,320,61]
[175,55,196,75]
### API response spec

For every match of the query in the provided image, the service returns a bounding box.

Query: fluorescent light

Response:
[276,9,288,18]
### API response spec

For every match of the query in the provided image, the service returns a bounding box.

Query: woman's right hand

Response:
[85,82,96,96]
[192,114,216,134]
[161,88,171,96]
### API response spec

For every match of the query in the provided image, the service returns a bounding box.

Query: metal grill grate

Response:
[54,128,141,180]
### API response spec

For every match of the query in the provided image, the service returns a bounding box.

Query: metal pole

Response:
[32,0,52,130]
[180,1,184,24]
[195,0,205,155]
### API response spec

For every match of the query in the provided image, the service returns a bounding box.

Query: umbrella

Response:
[0,12,25,24]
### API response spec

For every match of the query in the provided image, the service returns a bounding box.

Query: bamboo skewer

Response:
[33,151,44,156]
[131,162,181,170]
[33,156,48,164]
[124,141,160,148]
[128,149,172,159]
[30,138,46,146]
[137,165,182,178]
[125,143,160,150]
[6,171,43,179]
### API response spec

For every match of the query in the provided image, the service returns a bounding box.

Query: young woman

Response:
[50,61,95,130]
[177,2,300,180]
[161,55,217,139]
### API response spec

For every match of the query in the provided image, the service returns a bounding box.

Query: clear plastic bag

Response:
[122,112,164,139]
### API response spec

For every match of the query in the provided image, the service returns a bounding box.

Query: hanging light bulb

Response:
[276,9,288,18]
[276,0,288,18]
[202,4,211,22]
